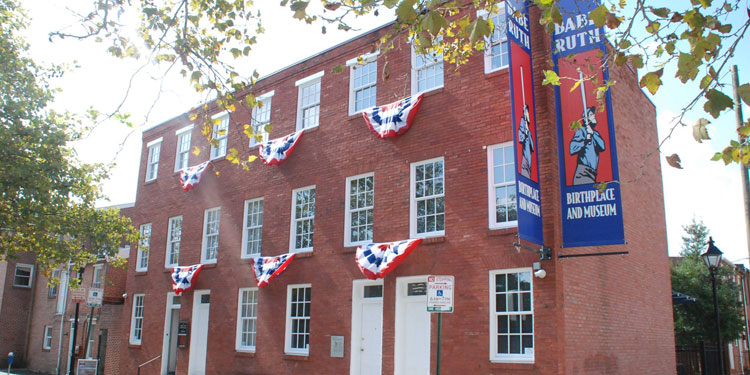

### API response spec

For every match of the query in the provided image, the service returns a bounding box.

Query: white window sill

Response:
[284,350,309,357]
[412,84,444,96]
[344,240,370,248]
[290,248,313,254]
[135,268,148,273]
[210,155,226,161]
[485,65,509,75]
[201,259,218,265]
[490,357,534,364]
[144,177,157,183]
[413,230,445,239]
[296,124,319,132]
[240,253,261,260]
[489,222,518,231]
[235,348,256,353]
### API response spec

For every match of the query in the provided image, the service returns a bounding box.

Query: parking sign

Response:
[427,275,454,313]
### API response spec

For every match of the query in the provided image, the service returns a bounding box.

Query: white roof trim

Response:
[175,124,194,135]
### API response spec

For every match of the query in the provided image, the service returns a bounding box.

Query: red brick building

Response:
[120,9,675,375]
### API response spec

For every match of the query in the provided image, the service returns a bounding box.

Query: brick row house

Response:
[0,204,132,375]
[120,8,676,375]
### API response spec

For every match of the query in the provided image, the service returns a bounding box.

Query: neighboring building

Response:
[0,252,38,369]
[0,204,133,375]
[120,9,674,375]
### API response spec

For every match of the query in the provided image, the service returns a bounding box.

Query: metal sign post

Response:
[427,276,454,375]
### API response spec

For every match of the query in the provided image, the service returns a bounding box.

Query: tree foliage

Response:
[41,0,750,168]
[671,219,744,346]
[0,0,139,278]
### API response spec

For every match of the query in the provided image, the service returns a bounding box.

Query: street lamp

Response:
[701,236,725,375]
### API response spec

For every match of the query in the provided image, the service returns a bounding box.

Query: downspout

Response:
[55,263,71,375]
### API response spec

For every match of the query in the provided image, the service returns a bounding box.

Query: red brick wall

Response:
[0,254,37,368]
[26,267,65,374]
[119,8,674,375]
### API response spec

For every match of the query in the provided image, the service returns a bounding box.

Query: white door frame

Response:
[160,292,181,374]
[394,275,430,375]
[188,290,210,375]
[350,279,384,375]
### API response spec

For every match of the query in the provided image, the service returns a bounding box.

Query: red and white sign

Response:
[70,288,87,304]
[427,275,454,313]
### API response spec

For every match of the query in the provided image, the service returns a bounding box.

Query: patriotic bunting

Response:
[362,94,423,138]
[171,264,205,295]
[355,239,423,280]
[179,161,210,191]
[258,130,304,166]
[251,253,297,288]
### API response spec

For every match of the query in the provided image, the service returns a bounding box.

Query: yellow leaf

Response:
[192,146,201,156]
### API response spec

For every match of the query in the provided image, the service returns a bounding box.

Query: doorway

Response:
[188,290,210,375]
[161,293,181,374]
[394,276,430,375]
[350,280,384,375]
[97,329,107,374]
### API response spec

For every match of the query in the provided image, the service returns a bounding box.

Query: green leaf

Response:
[629,55,644,69]
[467,17,490,43]
[290,1,309,19]
[542,70,560,86]
[645,21,661,34]
[331,64,345,74]
[422,11,448,35]
[396,0,417,23]
[588,5,608,28]
[699,74,713,90]
[703,89,733,118]
[639,70,663,95]
[569,120,582,131]
[651,7,670,17]
[676,53,700,83]
[737,84,750,106]
[711,152,723,161]
[738,125,750,137]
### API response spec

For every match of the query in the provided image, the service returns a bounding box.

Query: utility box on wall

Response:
[177,321,189,348]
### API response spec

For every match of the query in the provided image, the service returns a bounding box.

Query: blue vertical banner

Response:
[507,0,543,246]
[552,0,625,247]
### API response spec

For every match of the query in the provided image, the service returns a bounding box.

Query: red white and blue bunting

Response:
[355,239,423,280]
[251,253,297,288]
[258,130,305,166]
[171,264,205,295]
[179,161,210,191]
[362,94,423,138]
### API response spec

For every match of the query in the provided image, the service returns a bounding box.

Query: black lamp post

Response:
[701,236,725,375]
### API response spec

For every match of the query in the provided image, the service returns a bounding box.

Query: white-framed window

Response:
[91,264,103,289]
[344,173,374,247]
[487,143,517,229]
[130,294,145,345]
[145,138,162,182]
[489,268,534,363]
[56,270,68,314]
[285,284,311,355]
[201,207,221,263]
[250,91,274,147]
[49,269,60,297]
[236,287,258,352]
[295,71,324,130]
[175,125,193,172]
[290,186,315,253]
[410,157,445,238]
[86,323,96,358]
[241,198,264,258]
[136,223,151,272]
[210,112,229,160]
[411,43,444,94]
[43,326,53,350]
[13,263,33,288]
[347,53,378,115]
[479,9,509,73]
[165,216,182,268]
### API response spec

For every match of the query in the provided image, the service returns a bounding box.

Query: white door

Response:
[188,290,210,375]
[350,280,383,375]
[394,276,430,375]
